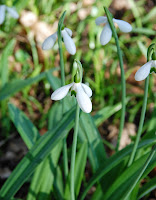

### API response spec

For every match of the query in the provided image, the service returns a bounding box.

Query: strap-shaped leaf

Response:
[8,103,40,149]
[138,176,156,199]
[0,106,75,199]
[104,150,156,200]
[80,139,155,200]
[75,142,88,197]
[0,68,58,101]
[27,102,63,200]
[0,39,15,87]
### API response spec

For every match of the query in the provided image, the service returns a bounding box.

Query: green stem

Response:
[104,7,126,151]
[125,144,156,198]
[70,103,80,200]
[128,76,149,166]
[57,11,68,180]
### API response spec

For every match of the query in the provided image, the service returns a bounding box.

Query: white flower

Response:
[42,27,76,55]
[51,82,92,113]
[95,16,132,45]
[0,5,19,25]
[135,60,156,81]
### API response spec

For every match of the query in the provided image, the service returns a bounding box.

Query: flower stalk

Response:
[70,103,80,200]
[57,11,68,180]
[104,7,126,151]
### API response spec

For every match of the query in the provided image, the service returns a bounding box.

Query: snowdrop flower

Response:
[135,60,156,81]
[0,5,19,25]
[95,16,132,45]
[42,27,76,55]
[51,82,92,113]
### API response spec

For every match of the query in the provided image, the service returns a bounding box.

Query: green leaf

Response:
[0,107,75,199]
[138,176,156,199]
[75,142,88,197]
[0,68,57,101]
[93,98,130,126]
[79,112,107,171]
[64,142,88,199]
[0,39,15,87]
[52,165,64,200]
[14,0,30,11]
[91,160,126,200]
[27,102,63,200]
[132,28,156,35]
[8,103,40,149]
[80,139,155,200]
[46,72,61,91]
[104,152,153,200]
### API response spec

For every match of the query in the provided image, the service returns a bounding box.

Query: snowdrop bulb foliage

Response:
[95,16,132,45]
[135,60,156,81]
[42,27,76,55]
[51,82,92,113]
[0,5,19,25]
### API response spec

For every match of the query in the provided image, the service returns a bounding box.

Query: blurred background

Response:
[0,0,156,198]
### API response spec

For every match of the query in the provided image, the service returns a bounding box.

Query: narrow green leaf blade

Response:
[138,176,156,199]
[8,103,40,149]
[0,68,57,101]
[75,142,88,197]
[80,139,155,200]
[0,107,75,199]
[27,102,63,200]
[105,150,156,200]
[0,39,15,87]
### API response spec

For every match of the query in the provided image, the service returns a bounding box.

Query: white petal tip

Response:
[42,33,57,50]
[113,19,132,33]
[6,7,19,19]
[76,85,92,113]
[82,104,92,113]
[51,83,73,101]
[62,29,76,55]
[100,23,112,45]
[95,16,107,25]
[134,61,153,81]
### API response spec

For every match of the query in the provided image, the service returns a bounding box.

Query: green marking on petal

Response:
[150,67,156,73]
[71,90,76,97]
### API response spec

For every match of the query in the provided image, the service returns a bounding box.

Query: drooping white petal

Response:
[51,83,74,100]
[64,27,72,37]
[95,16,107,25]
[61,29,76,55]
[0,5,6,25]
[76,84,92,113]
[6,6,19,19]
[135,60,153,81]
[81,83,92,97]
[42,32,58,50]
[113,19,132,33]
[100,22,112,45]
